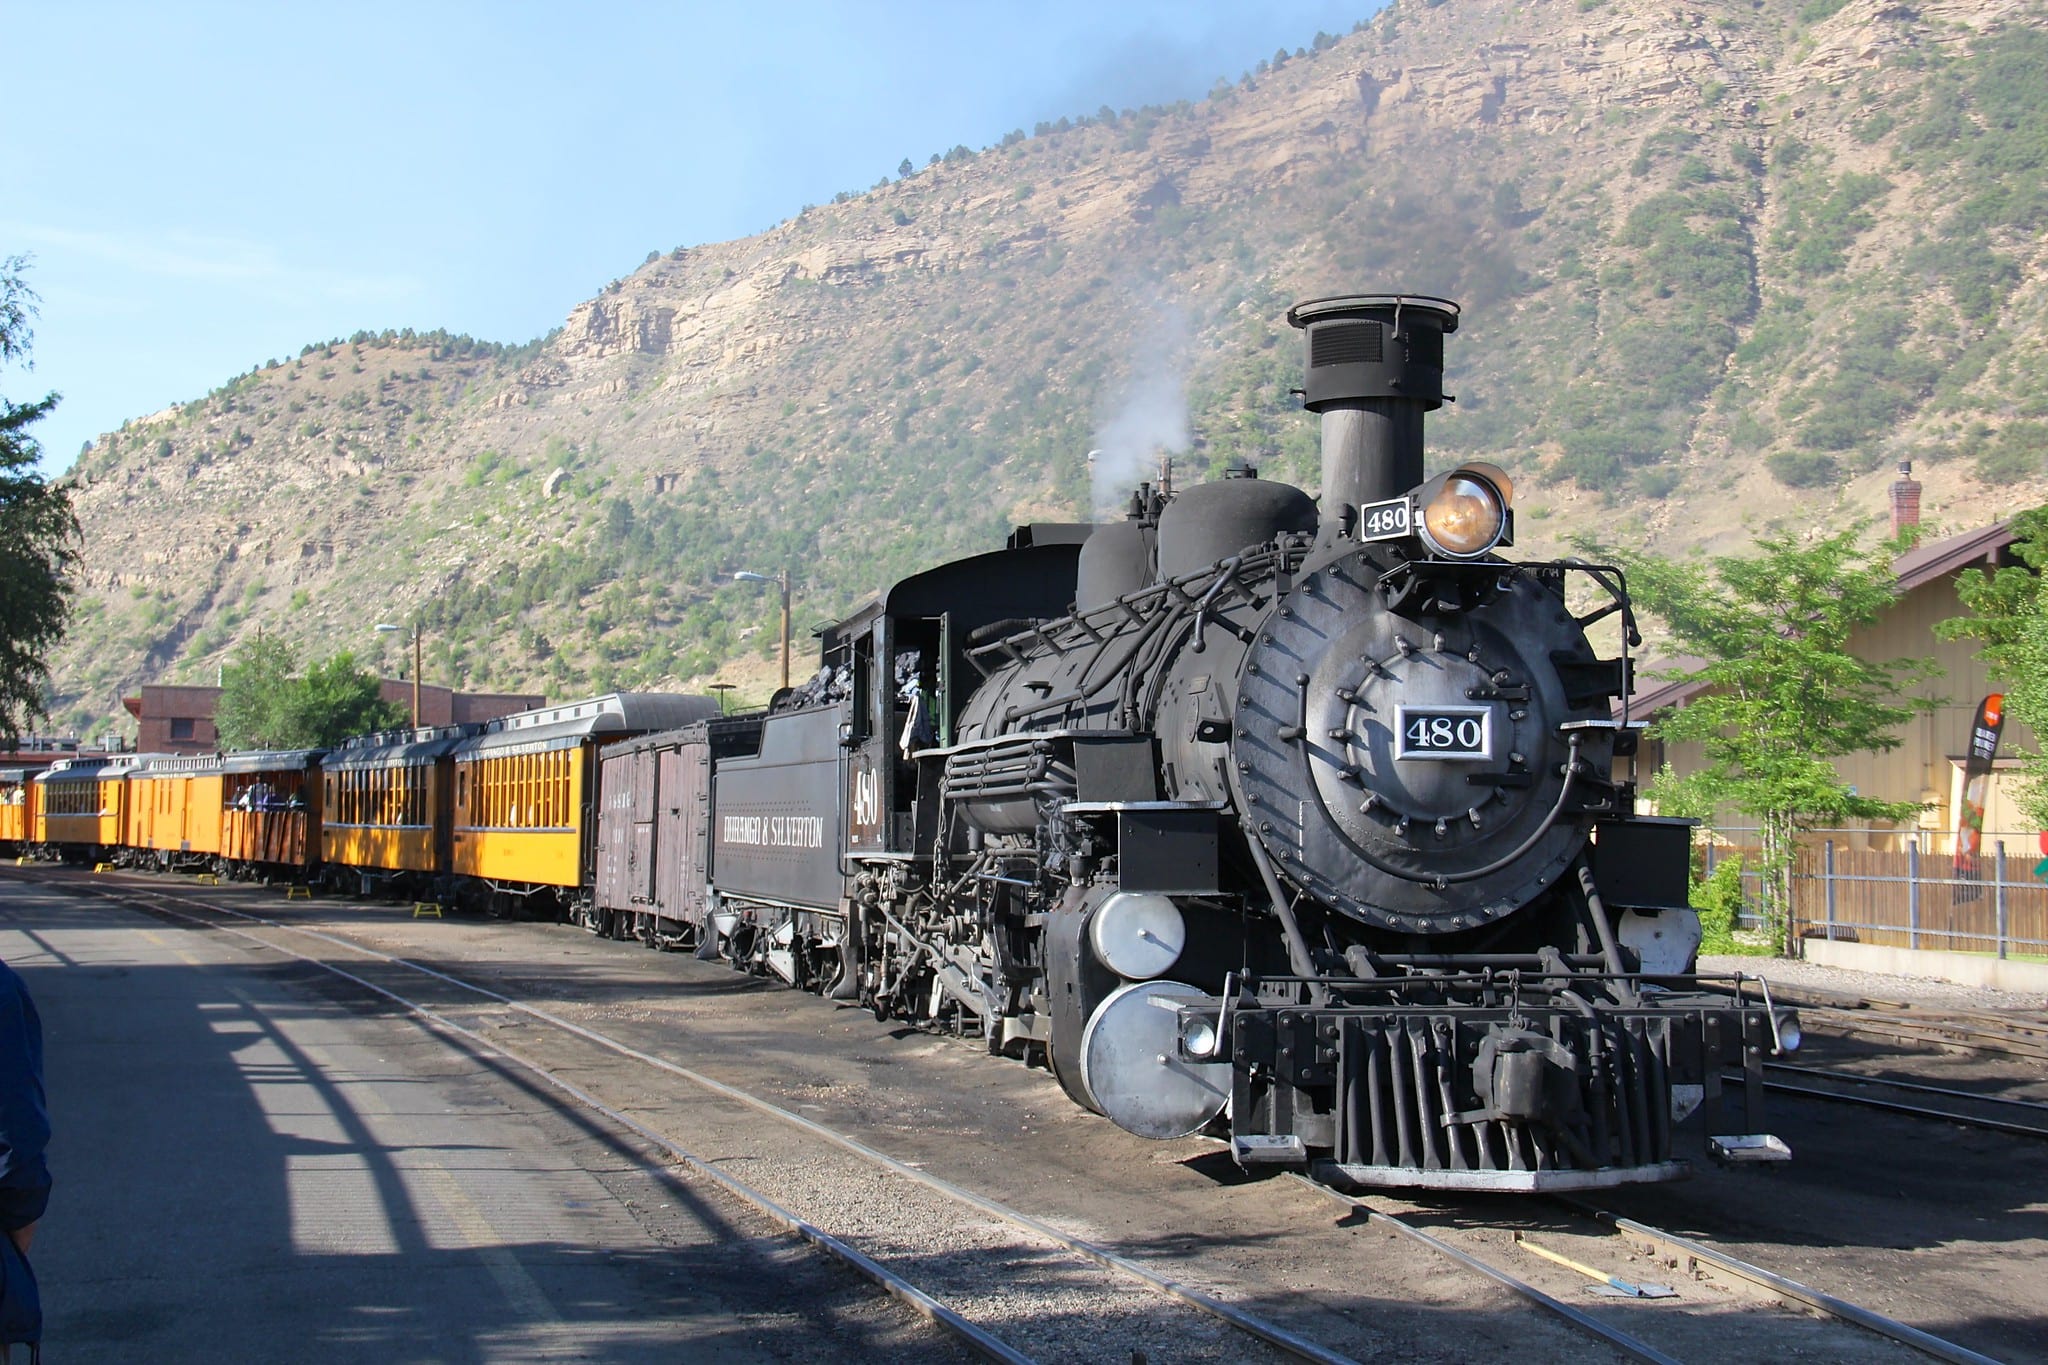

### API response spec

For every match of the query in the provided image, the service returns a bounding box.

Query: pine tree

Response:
[0,256,79,743]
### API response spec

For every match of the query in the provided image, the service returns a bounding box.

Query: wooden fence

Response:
[1703,834,2048,957]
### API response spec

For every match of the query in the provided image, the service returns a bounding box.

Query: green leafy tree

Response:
[293,650,404,746]
[0,256,80,743]
[214,636,402,750]
[1586,523,1934,952]
[213,633,303,750]
[1940,504,2048,825]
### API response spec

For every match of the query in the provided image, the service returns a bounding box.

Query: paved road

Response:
[0,876,949,1363]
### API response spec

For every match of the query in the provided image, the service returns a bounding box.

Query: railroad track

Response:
[79,879,1687,1358]
[1288,1177,1686,1365]
[1772,992,2048,1064]
[1293,1181,2005,1365]
[77,876,1342,1365]
[1749,1060,2048,1141]
[26,868,2020,1364]
[1550,1200,2005,1365]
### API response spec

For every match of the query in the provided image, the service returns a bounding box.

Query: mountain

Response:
[49,0,2048,737]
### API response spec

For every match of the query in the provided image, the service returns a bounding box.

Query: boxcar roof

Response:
[451,692,720,758]
[131,753,229,778]
[218,748,329,774]
[324,724,479,771]
[33,753,161,783]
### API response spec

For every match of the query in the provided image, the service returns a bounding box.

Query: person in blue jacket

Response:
[0,957,48,1363]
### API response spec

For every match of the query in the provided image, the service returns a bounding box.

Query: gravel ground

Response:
[30,866,2046,1364]
[1699,952,2048,1012]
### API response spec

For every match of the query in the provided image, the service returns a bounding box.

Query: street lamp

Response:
[375,621,423,727]
[733,570,792,692]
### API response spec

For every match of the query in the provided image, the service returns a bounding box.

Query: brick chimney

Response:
[1889,460,1921,539]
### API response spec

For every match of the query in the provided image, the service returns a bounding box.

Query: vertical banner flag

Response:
[1955,694,2004,902]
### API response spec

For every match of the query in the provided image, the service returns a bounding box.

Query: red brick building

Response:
[123,682,546,755]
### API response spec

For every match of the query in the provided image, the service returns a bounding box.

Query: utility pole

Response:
[376,620,426,727]
[776,569,791,692]
[734,570,793,692]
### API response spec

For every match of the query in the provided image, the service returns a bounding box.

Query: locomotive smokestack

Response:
[1286,295,1460,544]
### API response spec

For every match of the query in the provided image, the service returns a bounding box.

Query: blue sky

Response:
[7,1,1378,477]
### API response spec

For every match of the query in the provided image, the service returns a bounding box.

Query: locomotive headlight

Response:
[1418,467,1510,559]
[1773,1009,1803,1055]
[1089,892,1186,980]
[1179,1012,1221,1060]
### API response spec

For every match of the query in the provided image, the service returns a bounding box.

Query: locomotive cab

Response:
[825,538,1093,858]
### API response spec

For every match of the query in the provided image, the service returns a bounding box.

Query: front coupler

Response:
[1188,973,1786,1192]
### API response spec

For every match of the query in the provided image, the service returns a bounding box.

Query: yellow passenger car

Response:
[451,693,717,910]
[0,768,35,853]
[321,726,474,884]
[34,755,152,863]
[127,755,225,868]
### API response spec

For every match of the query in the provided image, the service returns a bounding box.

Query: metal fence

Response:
[1702,831,2048,960]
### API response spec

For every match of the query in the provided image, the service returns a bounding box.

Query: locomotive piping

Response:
[1244,835,1330,1002]
[1576,862,1633,986]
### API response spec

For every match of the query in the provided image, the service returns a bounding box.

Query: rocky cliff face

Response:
[49,0,2048,737]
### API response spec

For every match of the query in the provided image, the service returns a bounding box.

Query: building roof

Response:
[1892,517,2018,592]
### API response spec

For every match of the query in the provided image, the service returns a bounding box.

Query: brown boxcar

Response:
[593,726,720,944]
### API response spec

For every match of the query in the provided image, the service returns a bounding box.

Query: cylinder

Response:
[1286,294,1460,539]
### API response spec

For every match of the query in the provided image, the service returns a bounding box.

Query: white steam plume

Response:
[1089,306,1190,519]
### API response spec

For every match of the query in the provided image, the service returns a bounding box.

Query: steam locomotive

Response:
[593,295,1792,1191]
[10,295,1788,1189]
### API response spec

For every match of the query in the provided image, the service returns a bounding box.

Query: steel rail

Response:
[90,877,1361,1365]
[1701,985,2048,1054]
[1795,1007,2048,1063]
[86,884,1032,1365]
[1802,1018,2048,1064]
[1559,1201,2004,1365]
[1836,1008,2048,1044]
[1288,1176,1682,1365]
[1750,1074,2048,1141]
[1765,1061,2048,1114]
[1857,1001,2048,1035]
